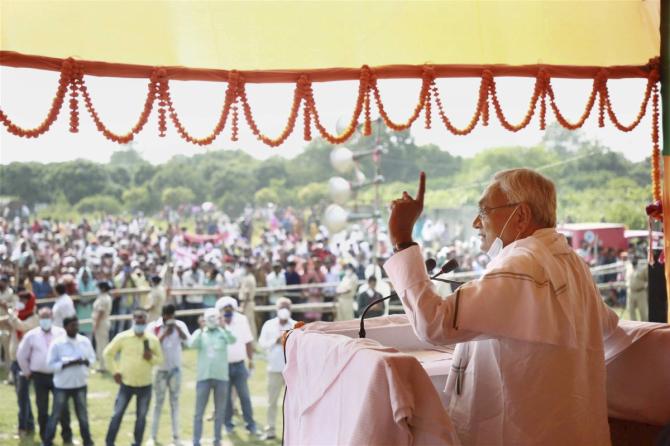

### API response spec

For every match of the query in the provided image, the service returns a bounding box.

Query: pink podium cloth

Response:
[283,328,461,446]
[604,320,670,425]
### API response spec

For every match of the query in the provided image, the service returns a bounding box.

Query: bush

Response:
[74,195,122,214]
[123,186,156,214]
[161,187,196,209]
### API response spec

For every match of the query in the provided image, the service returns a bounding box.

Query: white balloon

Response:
[328,177,352,204]
[324,204,348,233]
[330,147,355,173]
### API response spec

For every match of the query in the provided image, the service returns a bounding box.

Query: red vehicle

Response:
[557,223,628,252]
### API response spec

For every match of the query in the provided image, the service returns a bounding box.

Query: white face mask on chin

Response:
[486,205,520,260]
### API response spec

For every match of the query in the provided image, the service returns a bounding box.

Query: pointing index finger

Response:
[416,171,426,204]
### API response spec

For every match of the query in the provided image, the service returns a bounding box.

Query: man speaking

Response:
[384,168,617,446]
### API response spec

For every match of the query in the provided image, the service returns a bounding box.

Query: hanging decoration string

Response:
[0,60,660,166]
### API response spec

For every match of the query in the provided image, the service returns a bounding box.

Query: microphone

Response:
[358,258,460,338]
[424,258,437,274]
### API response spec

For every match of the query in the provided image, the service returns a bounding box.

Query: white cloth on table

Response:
[283,329,460,446]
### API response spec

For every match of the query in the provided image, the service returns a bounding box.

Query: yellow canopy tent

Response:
[0,0,667,318]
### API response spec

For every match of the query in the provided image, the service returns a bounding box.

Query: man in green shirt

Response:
[103,310,163,446]
[190,308,236,446]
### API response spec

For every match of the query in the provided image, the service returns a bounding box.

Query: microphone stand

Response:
[358,260,462,338]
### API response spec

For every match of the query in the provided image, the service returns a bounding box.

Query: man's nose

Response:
[472,214,482,229]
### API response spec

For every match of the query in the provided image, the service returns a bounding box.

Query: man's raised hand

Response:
[388,172,426,246]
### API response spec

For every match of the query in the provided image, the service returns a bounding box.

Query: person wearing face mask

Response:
[190,308,236,446]
[257,297,296,440]
[215,296,259,436]
[146,304,191,446]
[385,169,618,446]
[6,290,38,438]
[103,310,163,446]
[43,316,96,446]
[16,308,72,444]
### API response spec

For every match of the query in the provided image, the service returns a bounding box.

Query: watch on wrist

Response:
[393,241,418,253]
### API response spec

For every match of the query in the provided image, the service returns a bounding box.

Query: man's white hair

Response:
[490,168,557,228]
[276,297,292,309]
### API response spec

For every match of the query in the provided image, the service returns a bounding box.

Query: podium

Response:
[283,315,670,445]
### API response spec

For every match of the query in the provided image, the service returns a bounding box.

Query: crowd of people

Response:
[0,205,649,444]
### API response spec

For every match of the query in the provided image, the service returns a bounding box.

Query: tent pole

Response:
[660,0,670,323]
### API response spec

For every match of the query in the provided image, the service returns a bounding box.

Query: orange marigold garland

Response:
[307,67,369,145]
[239,74,304,147]
[651,83,661,203]
[546,74,599,130]
[68,64,82,133]
[488,72,544,132]
[303,97,312,141]
[1,58,662,151]
[363,88,372,136]
[372,70,432,132]
[0,58,71,138]
[539,72,548,130]
[165,73,237,146]
[78,67,157,144]
[604,72,656,133]
[432,74,488,135]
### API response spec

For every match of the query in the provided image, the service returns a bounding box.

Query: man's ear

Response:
[517,203,534,231]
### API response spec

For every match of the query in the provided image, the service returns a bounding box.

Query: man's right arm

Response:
[103,333,122,376]
[385,246,481,345]
[16,334,32,377]
[258,322,275,350]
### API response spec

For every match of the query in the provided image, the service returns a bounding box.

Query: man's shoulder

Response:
[50,334,69,346]
[76,333,93,345]
[144,332,160,342]
[261,317,279,329]
[175,319,189,330]
[114,329,135,341]
[24,326,43,339]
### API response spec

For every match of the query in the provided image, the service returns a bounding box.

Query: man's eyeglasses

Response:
[477,203,519,219]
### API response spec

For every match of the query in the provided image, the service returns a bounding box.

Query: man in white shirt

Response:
[92,281,113,371]
[43,316,96,446]
[217,296,258,436]
[147,304,190,446]
[257,298,296,440]
[385,170,617,446]
[51,283,75,328]
[16,308,72,444]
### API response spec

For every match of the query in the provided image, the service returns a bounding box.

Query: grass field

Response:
[0,350,282,446]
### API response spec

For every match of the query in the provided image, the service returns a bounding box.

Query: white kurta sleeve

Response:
[384,246,481,345]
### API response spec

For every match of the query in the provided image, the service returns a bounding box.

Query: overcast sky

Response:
[0,67,655,165]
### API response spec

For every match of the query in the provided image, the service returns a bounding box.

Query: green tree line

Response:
[0,124,653,229]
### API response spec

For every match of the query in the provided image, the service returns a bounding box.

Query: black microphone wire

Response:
[358,258,459,338]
